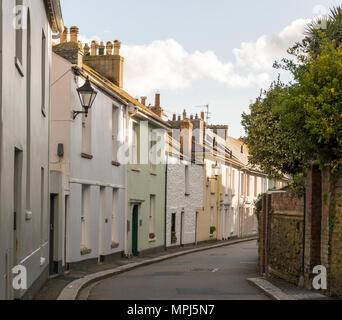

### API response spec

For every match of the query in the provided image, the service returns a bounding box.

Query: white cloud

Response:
[79,18,311,96]
[121,39,270,96]
[233,19,311,71]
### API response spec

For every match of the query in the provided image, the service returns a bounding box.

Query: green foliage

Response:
[210,226,216,234]
[242,12,342,179]
[241,82,304,179]
[285,172,306,198]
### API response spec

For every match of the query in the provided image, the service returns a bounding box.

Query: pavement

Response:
[34,236,256,300]
[248,276,332,300]
[86,240,269,300]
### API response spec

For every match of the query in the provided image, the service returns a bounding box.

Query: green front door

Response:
[132,205,139,256]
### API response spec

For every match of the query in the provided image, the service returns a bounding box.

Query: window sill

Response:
[81,153,93,160]
[149,238,157,243]
[131,167,141,172]
[185,193,190,197]
[15,57,24,77]
[150,172,158,176]
[112,161,121,167]
[80,247,92,256]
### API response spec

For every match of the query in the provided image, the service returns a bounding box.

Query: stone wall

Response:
[259,191,304,285]
[324,169,342,296]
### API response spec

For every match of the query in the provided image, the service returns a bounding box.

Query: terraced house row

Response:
[0,0,288,300]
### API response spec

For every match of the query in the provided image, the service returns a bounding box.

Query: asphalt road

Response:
[87,240,269,300]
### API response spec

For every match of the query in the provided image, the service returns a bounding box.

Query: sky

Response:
[60,0,341,138]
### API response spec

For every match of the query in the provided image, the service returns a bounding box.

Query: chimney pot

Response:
[84,43,90,55]
[155,93,160,107]
[98,42,105,55]
[91,40,98,56]
[178,115,181,121]
[114,40,121,55]
[195,114,199,120]
[183,110,187,120]
[201,112,205,121]
[106,41,113,55]
[70,26,79,43]
[61,27,68,43]
[190,114,194,120]
[172,114,176,121]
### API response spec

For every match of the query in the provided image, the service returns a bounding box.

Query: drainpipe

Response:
[164,151,168,251]
[124,107,129,256]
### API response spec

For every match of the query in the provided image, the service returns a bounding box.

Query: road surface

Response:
[87,240,268,300]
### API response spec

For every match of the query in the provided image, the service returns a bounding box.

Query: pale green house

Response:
[126,94,170,256]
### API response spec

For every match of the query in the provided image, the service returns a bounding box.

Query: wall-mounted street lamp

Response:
[73,76,97,120]
[207,162,221,182]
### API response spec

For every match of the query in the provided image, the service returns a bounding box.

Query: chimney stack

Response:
[70,26,79,43]
[141,96,147,106]
[178,115,181,121]
[61,27,68,43]
[183,110,187,120]
[180,120,194,160]
[155,93,160,107]
[172,114,176,121]
[84,39,125,88]
[201,112,205,121]
[195,114,199,120]
[53,26,83,67]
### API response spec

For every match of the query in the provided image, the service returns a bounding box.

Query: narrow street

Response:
[87,240,269,300]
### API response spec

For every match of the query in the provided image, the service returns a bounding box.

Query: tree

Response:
[278,38,342,172]
[241,82,304,179]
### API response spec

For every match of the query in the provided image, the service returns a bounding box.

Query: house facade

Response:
[173,111,279,244]
[126,94,169,256]
[0,0,64,299]
[166,115,203,247]
[50,28,128,270]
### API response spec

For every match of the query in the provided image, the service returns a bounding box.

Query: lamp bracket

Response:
[72,110,87,120]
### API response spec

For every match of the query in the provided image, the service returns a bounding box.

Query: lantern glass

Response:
[213,165,221,177]
[77,77,97,110]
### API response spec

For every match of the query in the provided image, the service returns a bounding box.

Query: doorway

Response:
[171,213,176,244]
[64,195,69,271]
[13,148,22,280]
[180,211,184,246]
[98,187,106,262]
[132,205,139,256]
[49,194,57,274]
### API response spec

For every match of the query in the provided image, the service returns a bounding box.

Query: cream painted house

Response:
[50,28,128,270]
[0,0,64,299]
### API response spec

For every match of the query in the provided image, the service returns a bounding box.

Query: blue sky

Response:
[60,0,341,138]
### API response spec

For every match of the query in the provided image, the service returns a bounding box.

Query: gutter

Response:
[45,0,64,35]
